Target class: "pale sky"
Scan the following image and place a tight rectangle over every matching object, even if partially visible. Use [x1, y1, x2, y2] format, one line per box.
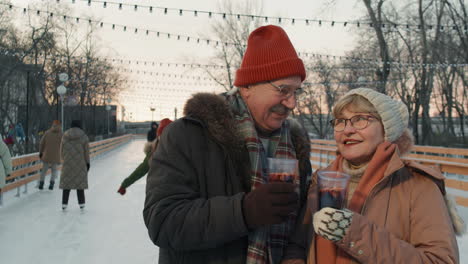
[9, 0, 366, 121]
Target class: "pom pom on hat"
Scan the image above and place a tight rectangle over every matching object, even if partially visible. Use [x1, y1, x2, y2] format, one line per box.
[157, 118, 173, 137]
[234, 25, 306, 86]
[343, 88, 409, 142]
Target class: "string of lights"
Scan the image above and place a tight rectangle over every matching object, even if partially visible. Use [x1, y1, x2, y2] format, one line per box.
[1, 45, 466, 71]
[3, 3, 467, 67]
[66, 0, 466, 32]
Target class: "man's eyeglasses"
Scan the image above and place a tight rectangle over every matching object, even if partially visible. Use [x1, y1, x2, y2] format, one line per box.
[268, 82, 305, 100]
[330, 115, 379, 132]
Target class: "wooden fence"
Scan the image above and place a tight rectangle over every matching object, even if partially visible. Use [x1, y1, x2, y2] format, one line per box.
[0, 134, 133, 205]
[310, 139, 468, 207]
[2, 135, 467, 208]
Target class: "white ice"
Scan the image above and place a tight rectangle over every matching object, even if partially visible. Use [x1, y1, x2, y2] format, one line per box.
[0, 138, 157, 264]
[0, 138, 467, 263]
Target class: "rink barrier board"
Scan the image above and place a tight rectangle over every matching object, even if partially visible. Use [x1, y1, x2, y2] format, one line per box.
[0, 134, 133, 205]
[310, 139, 468, 207]
[2, 136, 466, 207]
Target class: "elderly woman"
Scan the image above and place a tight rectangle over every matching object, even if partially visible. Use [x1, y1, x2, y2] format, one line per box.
[283, 88, 464, 264]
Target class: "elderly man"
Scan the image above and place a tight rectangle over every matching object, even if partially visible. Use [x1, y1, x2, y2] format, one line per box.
[144, 25, 312, 264]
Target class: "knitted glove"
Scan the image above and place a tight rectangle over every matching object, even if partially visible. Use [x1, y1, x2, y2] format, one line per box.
[313, 207, 353, 242]
[86, 163, 90, 171]
[117, 186, 126, 195]
[242, 182, 298, 229]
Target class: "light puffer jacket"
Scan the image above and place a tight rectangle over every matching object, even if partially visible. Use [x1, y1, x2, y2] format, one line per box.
[0, 140, 12, 189]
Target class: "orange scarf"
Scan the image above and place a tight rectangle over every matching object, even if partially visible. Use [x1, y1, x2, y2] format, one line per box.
[316, 142, 396, 264]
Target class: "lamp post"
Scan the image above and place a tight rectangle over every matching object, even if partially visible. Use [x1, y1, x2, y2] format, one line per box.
[106, 98, 112, 135]
[106, 105, 111, 135]
[57, 85, 67, 131]
[57, 73, 68, 131]
[150, 107, 155, 121]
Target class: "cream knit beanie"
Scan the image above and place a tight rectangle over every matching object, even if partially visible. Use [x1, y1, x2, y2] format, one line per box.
[343, 88, 409, 142]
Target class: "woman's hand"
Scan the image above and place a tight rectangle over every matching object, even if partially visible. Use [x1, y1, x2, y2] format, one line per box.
[313, 207, 353, 241]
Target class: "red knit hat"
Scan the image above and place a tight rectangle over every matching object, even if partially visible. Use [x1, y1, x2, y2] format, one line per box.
[157, 118, 173, 137]
[234, 25, 306, 87]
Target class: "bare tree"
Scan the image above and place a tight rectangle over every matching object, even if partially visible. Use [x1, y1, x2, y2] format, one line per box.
[361, 0, 392, 93]
[203, 0, 263, 91]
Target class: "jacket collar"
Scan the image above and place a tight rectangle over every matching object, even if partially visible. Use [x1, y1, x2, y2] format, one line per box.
[183, 92, 311, 191]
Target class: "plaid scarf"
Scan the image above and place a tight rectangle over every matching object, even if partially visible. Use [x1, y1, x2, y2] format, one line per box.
[226, 91, 298, 264]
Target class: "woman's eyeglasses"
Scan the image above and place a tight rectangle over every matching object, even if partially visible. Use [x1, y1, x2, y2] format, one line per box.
[330, 115, 378, 132]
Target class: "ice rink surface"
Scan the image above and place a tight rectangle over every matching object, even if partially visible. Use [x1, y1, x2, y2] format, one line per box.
[0, 138, 466, 263]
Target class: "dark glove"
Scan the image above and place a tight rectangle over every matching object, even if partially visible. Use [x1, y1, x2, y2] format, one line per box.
[117, 186, 126, 195]
[86, 163, 90, 171]
[242, 182, 299, 229]
[39, 153, 43, 159]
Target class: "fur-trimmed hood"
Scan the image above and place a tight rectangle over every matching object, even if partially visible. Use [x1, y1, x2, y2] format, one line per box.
[183, 92, 312, 192]
[183, 93, 245, 160]
[183, 92, 311, 161]
[395, 129, 414, 155]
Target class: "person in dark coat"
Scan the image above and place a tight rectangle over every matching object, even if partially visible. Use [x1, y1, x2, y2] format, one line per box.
[60, 120, 90, 211]
[15, 123, 25, 143]
[144, 25, 312, 264]
[3, 124, 15, 146]
[147, 121, 158, 142]
[117, 118, 172, 195]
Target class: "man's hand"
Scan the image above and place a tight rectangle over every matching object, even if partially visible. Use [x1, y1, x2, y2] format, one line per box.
[242, 182, 298, 229]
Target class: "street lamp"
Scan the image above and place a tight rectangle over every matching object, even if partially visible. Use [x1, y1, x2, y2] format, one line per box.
[150, 107, 156, 121]
[57, 73, 68, 131]
[106, 105, 111, 135]
[106, 98, 112, 135]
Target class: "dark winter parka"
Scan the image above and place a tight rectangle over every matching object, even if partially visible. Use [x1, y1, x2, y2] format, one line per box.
[143, 93, 312, 264]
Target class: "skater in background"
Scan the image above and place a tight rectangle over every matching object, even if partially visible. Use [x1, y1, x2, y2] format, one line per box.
[38, 120, 62, 190]
[3, 124, 15, 146]
[147, 121, 158, 142]
[60, 120, 90, 210]
[15, 123, 25, 143]
[117, 118, 172, 195]
[0, 139, 12, 191]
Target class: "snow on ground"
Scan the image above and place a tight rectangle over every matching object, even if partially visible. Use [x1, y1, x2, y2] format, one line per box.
[0, 138, 157, 264]
[0, 138, 467, 263]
